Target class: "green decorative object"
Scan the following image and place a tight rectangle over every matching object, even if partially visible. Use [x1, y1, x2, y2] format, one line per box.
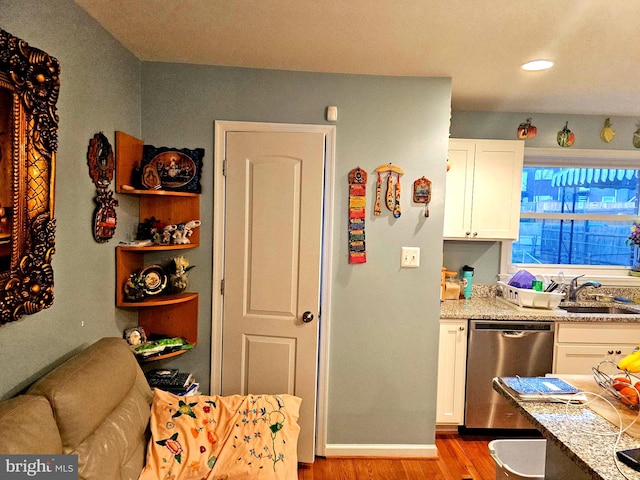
[557, 121, 575, 147]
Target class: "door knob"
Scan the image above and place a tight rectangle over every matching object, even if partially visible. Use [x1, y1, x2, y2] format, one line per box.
[302, 311, 314, 323]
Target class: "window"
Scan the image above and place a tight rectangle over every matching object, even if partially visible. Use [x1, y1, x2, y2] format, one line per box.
[501, 148, 640, 280]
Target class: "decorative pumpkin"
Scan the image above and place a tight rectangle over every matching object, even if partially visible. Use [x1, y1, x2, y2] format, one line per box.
[557, 121, 575, 147]
[633, 124, 640, 149]
[600, 118, 616, 143]
[517, 118, 537, 139]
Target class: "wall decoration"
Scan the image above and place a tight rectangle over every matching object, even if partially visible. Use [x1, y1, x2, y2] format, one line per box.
[0, 28, 59, 324]
[93, 189, 118, 242]
[557, 121, 575, 147]
[374, 172, 382, 215]
[348, 167, 367, 264]
[87, 132, 118, 242]
[413, 177, 432, 217]
[517, 118, 537, 139]
[374, 163, 404, 218]
[137, 145, 204, 193]
[600, 118, 616, 143]
[634, 124, 640, 149]
[87, 132, 114, 187]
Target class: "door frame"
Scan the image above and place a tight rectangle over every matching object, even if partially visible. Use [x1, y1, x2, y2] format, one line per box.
[211, 120, 336, 457]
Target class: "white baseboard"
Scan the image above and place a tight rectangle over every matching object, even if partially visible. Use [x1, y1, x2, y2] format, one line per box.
[324, 444, 438, 458]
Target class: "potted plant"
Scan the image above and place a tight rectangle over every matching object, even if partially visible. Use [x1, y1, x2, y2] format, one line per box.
[627, 220, 640, 276]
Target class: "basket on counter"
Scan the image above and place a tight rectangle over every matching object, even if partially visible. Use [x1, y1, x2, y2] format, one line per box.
[592, 360, 640, 409]
[497, 281, 565, 309]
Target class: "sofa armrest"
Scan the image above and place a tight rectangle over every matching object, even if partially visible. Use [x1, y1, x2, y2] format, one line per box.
[0, 395, 62, 454]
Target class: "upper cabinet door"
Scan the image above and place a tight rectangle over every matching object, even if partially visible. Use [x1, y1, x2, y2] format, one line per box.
[444, 139, 524, 240]
[443, 139, 475, 238]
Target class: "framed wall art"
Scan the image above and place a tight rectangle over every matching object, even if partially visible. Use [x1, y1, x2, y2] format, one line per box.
[137, 145, 204, 193]
[0, 28, 59, 324]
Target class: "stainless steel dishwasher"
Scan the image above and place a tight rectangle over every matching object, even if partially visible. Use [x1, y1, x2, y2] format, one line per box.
[464, 320, 554, 429]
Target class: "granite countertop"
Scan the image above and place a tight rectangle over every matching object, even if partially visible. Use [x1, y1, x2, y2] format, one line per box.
[440, 296, 640, 323]
[494, 376, 640, 480]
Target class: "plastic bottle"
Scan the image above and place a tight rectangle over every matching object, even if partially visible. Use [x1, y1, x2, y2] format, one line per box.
[462, 265, 474, 299]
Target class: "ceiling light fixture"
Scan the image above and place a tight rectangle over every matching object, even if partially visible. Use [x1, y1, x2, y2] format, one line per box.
[522, 59, 555, 71]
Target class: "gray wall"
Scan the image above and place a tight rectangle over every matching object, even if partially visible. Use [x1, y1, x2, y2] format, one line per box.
[442, 241, 502, 284]
[1, 2, 452, 447]
[0, 0, 141, 399]
[445, 111, 640, 280]
[141, 64, 452, 444]
[6, 0, 637, 450]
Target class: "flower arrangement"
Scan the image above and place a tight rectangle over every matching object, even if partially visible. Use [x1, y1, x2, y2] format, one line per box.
[167, 256, 195, 276]
[628, 220, 640, 246]
[167, 256, 195, 294]
[628, 220, 640, 274]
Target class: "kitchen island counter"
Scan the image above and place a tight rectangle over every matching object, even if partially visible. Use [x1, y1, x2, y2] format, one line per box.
[440, 296, 640, 323]
[493, 375, 640, 480]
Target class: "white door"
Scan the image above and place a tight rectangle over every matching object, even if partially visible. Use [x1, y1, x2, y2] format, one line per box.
[221, 130, 325, 464]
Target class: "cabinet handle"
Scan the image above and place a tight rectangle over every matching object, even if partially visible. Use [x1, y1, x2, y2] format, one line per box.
[608, 350, 614, 355]
[459, 326, 465, 331]
[616, 350, 622, 355]
[465, 231, 471, 236]
[472, 232, 478, 237]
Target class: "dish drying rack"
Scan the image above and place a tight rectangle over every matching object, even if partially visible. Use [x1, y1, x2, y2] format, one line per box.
[592, 360, 640, 409]
[497, 281, 565, 309]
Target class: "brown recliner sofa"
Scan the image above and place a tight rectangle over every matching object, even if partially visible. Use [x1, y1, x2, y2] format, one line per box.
[0, 337, 153, 480]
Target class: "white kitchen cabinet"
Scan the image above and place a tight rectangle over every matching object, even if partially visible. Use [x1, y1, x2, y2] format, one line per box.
[553, 322, 640, 374]
[444, 139, 524, 240]
[436, 319, 467, 427]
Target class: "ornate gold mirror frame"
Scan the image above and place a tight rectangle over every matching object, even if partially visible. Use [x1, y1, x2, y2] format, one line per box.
[0, 28, 59, 324]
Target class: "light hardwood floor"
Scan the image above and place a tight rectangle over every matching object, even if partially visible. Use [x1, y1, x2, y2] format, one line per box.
[298, 433, 497, 480]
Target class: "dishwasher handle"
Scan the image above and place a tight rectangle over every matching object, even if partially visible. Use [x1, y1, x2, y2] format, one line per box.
[502, 331, 531, 338]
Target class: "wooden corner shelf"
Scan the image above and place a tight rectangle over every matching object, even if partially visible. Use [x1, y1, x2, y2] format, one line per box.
[116, 290, 198, 308]
[122, 189, 199, 197]
[139, 349, 190, 362]
[114, 131, 200, 361]
[138, 298, 199, 346]
[117, 244, 198, 253]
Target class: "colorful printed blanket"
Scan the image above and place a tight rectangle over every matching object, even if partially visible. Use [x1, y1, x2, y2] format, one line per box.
[139, 389, 301, 480]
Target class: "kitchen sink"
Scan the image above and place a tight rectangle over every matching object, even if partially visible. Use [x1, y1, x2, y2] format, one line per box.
[558, 305, 638, 315]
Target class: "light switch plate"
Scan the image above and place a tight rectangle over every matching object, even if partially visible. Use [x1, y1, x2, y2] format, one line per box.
[401, 247, 420, 268]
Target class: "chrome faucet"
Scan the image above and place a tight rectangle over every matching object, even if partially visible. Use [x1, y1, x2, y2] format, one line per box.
[567, 274, 601, 301]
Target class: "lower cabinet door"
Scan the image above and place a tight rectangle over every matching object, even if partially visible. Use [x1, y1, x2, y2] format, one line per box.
[554, 344, 636, 375]
[436, 320, 468, 425]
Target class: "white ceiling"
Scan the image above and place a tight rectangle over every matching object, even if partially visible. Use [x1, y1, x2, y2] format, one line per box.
[74, 0, 640, 117]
